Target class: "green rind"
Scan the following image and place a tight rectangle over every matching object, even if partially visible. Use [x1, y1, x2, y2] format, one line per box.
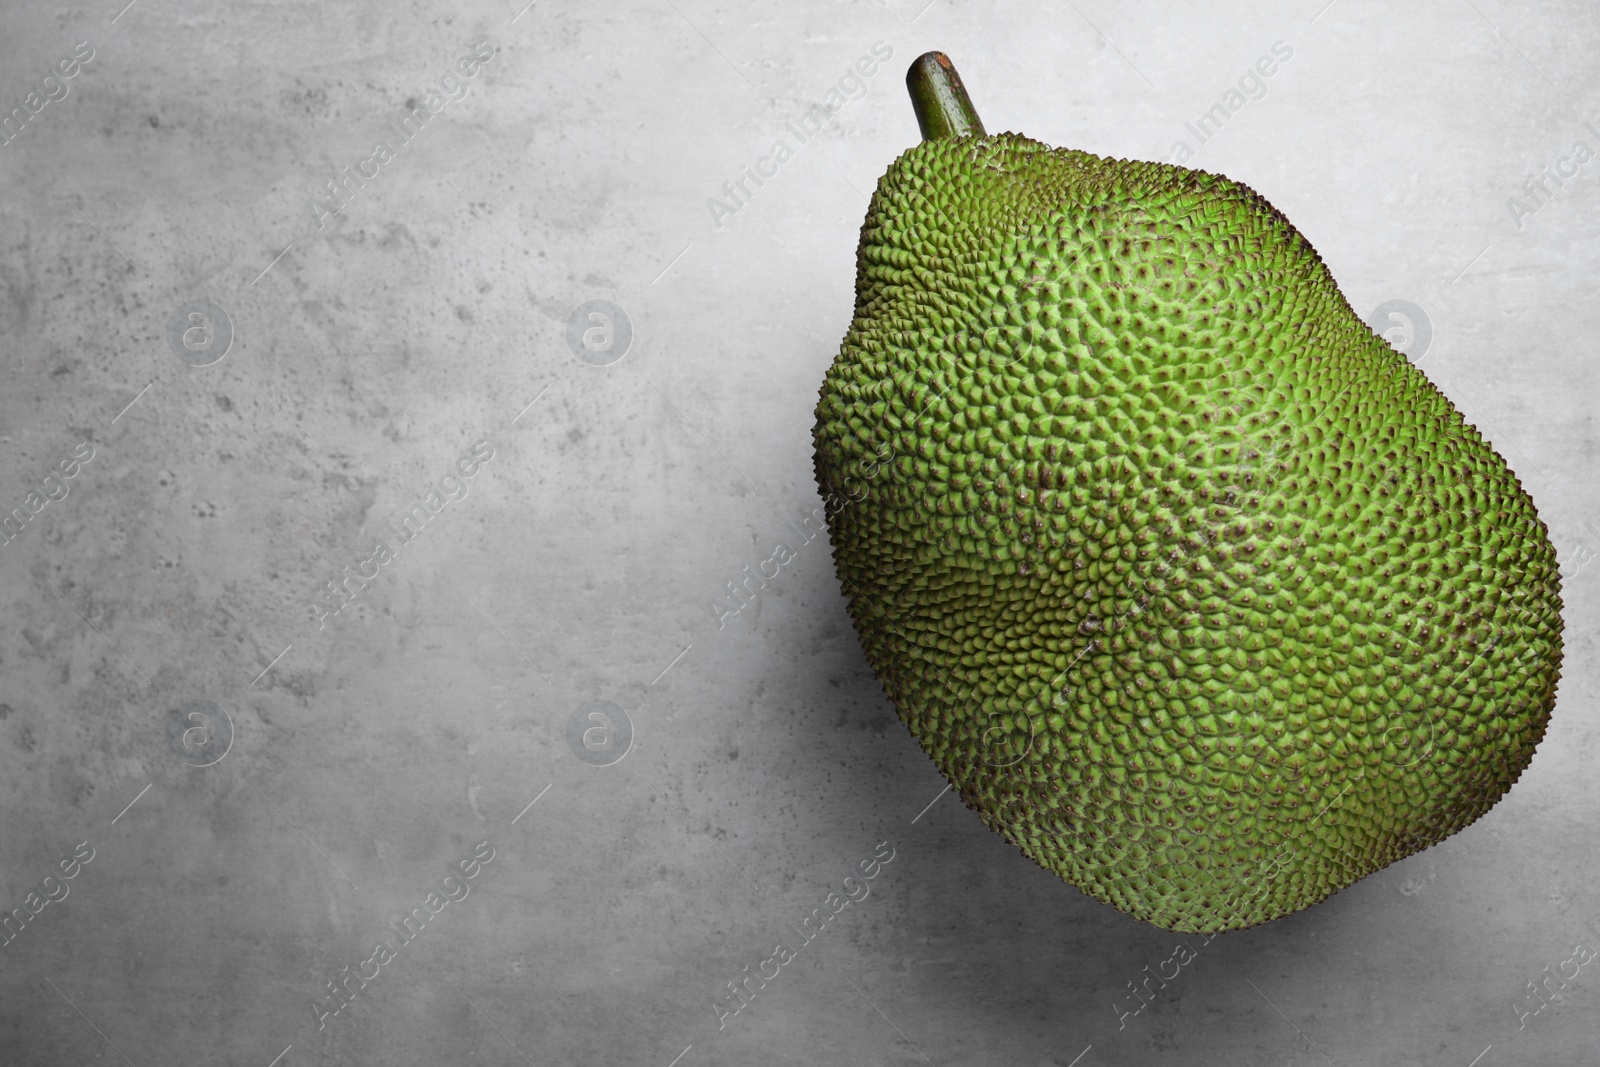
[813, 133, 1564, 933]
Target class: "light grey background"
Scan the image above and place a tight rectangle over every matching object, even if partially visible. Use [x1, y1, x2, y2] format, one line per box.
[0, 0, 1595, 1064]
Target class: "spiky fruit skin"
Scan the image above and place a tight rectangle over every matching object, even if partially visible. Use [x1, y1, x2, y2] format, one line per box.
[813, 133, 1564, 933]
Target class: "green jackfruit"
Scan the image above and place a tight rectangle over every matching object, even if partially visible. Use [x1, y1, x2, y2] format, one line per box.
[813, 52, 1564, 932]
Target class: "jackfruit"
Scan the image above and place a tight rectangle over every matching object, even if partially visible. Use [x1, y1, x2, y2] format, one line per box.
[813, 52, 1564, 932]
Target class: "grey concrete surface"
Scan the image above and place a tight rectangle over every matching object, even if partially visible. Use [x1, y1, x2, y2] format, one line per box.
[0, 0, 1596, 1064]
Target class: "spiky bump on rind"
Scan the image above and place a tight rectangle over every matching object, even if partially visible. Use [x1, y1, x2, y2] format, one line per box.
[813, 133, 1564, 932]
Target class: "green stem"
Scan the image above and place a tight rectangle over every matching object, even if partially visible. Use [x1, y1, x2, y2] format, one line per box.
[906, 51, 986, 141]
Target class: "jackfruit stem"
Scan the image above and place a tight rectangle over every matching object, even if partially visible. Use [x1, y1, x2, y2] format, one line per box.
[907, 52, 986, 141]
